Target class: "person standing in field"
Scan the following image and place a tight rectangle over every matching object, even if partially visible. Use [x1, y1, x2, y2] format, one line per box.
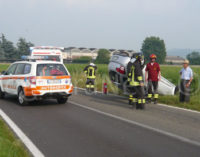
[145, 54, 161, 104]
[179, 60, 193, 103]
[84, 63, 97, 92]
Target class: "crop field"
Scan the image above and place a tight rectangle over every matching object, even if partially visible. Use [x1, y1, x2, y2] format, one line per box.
[0, 64, 200, 111]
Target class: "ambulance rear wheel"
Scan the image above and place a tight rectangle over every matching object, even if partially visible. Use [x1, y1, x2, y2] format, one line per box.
[57, 97, 68, 104]
[18, 89, 28, 106]
[0, 87, 5, 99]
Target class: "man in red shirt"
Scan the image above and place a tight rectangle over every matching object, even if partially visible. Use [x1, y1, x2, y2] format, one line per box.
[145, 54, 161, 104]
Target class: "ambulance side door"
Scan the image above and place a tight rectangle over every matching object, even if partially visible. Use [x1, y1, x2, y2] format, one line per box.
[12, 63, 26, 95]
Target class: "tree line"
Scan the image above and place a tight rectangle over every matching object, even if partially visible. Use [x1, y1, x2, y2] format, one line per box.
[186, 52, 200, 65]
[1, 33, 199, 65]
[0, 34, 34, 59]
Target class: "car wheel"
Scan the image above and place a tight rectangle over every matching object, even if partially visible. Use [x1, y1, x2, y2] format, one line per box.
[57, 97, 68, 104]
[0, 87, 5, 99]
[18, 89, 28, 106]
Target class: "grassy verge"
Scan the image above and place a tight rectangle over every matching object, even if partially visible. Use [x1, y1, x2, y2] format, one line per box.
[0, 118, 30, 157]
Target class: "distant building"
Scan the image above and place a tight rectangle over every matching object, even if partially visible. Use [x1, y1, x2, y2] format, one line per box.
[165, 56, 185, 64]
[62, 47, 136, 61]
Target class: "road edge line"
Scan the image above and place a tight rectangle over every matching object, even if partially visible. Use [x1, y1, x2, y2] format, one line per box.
[0, 109, 45, 157]
[69, 100, 200, 147]
[74, 87, 200, 114]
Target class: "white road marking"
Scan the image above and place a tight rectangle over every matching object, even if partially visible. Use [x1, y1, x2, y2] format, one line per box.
[157, 103, 200, 114]
[74, 87, 200, 114]
[0, 109, 45, 157]
[69, 101, 200, 147]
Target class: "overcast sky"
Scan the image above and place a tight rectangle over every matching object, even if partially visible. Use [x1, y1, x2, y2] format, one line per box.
[0, 0, 199, 51]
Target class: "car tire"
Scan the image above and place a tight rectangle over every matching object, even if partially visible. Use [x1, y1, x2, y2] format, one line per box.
[57, 97, 68, 104]
[0, 87, 5, 99]
[18, 89, 28, 106]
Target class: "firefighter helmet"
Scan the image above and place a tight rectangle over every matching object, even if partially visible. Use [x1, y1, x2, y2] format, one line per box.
[90, 63, 95, 66]
[136, 53, 144, 60]
[150, 54, 157, 59]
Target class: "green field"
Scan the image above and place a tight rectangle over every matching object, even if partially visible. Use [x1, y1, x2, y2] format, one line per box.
[0, 118, 30, 157]
[0, 64, 200, 111]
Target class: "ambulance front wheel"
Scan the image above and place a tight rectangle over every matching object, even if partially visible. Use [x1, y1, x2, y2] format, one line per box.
[18, 89, 28, 106]
[57, 97, 68, 104]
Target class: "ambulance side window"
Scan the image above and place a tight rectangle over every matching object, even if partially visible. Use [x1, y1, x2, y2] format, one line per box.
[15, 64, 25, 75]
[6, 64, 17, 75]
[23, 64, 31, 74]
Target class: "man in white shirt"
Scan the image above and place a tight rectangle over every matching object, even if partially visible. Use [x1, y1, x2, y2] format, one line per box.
[179, 60, 193, 102]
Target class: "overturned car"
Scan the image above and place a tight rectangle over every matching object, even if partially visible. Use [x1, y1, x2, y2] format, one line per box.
[108, 51, 178, 95]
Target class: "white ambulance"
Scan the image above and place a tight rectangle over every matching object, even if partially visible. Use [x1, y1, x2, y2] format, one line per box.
[0, 57, 73, 105]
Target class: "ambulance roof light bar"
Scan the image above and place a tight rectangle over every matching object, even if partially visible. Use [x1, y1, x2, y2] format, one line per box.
[30, 46, 64, 51]
[21, 56, 59, 62]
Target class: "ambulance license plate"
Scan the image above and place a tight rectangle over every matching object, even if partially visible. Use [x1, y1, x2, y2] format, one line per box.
[47, 79, 61, 84]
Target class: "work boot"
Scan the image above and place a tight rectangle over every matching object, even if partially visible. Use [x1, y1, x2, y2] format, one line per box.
[136, 103, 140, 109]
[129, 100, 133, 108]
[146, 98, 151, 104]
[140, 103, 145, 110]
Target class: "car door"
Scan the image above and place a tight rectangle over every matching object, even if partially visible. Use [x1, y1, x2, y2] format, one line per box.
[2, 64, 18, 94]
[12, 63, 26, 95]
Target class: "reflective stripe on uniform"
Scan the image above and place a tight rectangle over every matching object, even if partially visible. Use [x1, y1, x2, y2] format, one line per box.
[148, 94, 152, 98]
[130, 81, 140, 86]
[129, 95, 133, 100]
[129, 65, 140, 86]
[133, 98, 137, 103]
[154, 94, 159, 98]
[138, 99, 142, 104]
[142, 99, 146, 103]
[86, 85, 90, 88]
[87, 67, 96, 79]
[137, 76, 143, 81]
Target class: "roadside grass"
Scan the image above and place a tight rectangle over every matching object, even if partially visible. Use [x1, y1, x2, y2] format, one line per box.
[0, 64, 199, 111]
[0, 118, 30, 157]
[0, 64, 9, 72]
[66, 64, 120, 94]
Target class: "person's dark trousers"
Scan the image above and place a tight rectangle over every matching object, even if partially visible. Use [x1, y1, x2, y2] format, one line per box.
[128, 87, 137, 106]
[147, 81, 159, 103]
[180, 79, 190, 102]
[86, 78, 95, 92]
[135, 86, 146, 109]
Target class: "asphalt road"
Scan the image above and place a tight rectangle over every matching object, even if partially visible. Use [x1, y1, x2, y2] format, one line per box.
[0, 89, 200, 157]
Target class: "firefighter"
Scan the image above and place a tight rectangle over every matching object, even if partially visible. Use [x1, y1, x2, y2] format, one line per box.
[84, 63, 97, 92]
[145, 54, 161, 104]
[127, 53, 146, 109]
